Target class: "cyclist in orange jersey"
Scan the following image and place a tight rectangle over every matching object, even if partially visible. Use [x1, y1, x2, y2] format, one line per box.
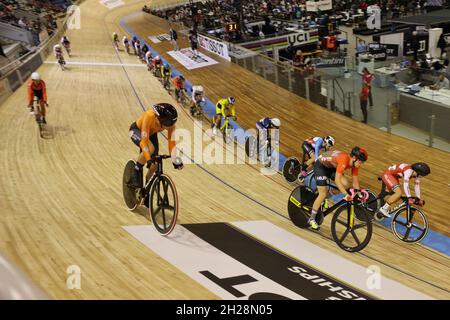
[128, 103, 183, 188]
[308, 146, 368, 230]
[27, 72, 48, 124]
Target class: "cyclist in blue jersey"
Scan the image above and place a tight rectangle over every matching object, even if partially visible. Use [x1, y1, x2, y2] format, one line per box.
[301, 136, 335, 176]
[256, 117, 281, 166]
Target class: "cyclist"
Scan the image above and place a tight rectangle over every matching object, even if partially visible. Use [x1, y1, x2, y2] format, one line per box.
[161, 62, 172, 86]
[300, 136, 335, 176]
[377, 162, 430, 219]
[131, 36, 137, 55]
[152, 56, 162, 77]
[145, 50, 153, 71]
[141, 43, 149, 60]
[134, 39, 141, 57]
[112, 32, 119, 49]
[27, 72, 48, 124]
[53, 44, 65, 69]
[256, 117, 281, 167]
[60, 35, 71, 56]
[308, 146, 368, 230]
[190, 85, 205, 114]
[172, 75, 187, 102]
[122, 36, 130, 54]
[128, 103, 183, 188]
[213, 97, 236, 135]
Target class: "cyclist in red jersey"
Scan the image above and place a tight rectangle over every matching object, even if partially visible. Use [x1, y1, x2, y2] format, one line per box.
[377, 162, 430, 218]
[308, 146, 368, 230]
[27, 72, 48, 124]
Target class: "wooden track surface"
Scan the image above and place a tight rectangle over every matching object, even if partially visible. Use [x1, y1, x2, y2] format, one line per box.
[130, 12, 450, 237]
[0, 0, 448, 299]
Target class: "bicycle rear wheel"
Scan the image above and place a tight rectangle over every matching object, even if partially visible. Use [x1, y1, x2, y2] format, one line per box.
[331, 205, 372, 252]
[149, 174, 179, 236]
[282, 157, 301, 183]
[288, 186, 317, 228]
[391, 207, 428, 243]
[122, 159, 141, 211]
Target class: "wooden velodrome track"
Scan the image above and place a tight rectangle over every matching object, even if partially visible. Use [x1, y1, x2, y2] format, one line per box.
[0, 0, 448, 299]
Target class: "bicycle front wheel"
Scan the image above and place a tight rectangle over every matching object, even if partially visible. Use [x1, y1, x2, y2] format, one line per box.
[331, 205, 372, 252]
[223, 123, 234, 144]
[391, 207, 428, 243]
[149, 174, 179, 236]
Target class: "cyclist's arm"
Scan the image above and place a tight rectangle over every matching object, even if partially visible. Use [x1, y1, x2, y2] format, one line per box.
[231, 105, 236, 117]
[27, 81, 33, 106]
[334, 172, 348, 195]
[167, 125, 177, 158]
[403, 169, 413, 198]
[140, 116, 154, 161]
[314, 137, 323, 160]
[414, 175, 421, 199]
[41, 81, 47, 103]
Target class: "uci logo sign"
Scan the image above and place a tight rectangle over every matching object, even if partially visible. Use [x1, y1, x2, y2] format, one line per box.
[366, 5, 381, 30]
[287, 32, 310, 47]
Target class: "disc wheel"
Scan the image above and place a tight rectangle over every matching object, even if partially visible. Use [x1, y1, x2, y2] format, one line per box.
[287, 186, 317, 228]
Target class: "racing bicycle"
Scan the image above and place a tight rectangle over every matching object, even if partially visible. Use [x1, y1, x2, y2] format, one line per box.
[219, 115, 235, 144]
[122, 155, 179, 236]
[360, 177, 429, 244]
[288, 182, 372, 252]
[162, 73, 171, 91]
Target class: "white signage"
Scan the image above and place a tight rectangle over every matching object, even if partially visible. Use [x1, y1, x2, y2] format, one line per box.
[287, 31, 313, 47]
[306, 0, 333, 12]
[99, 0, 124, 9]
[167, 48, 218, 70]
[197, 34, 231, 61]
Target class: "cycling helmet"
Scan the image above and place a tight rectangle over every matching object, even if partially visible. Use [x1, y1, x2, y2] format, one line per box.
[178, 75, 185, 81]
[31, 72, 41, 81]
[350, 146, 368, 162]
[412, 162, 430, 176]
[164, 63, 170, 69]
[153, 103, 178, 127]
[196, 85, 204, 92]
[55, 44, 61, 49]
[271, 118, 281, 128]
[155, 55, 161, 60]
[324, 135, 335, 148]
[228, 97, 236, 104]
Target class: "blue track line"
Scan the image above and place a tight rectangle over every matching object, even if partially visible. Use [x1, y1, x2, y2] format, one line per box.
[118, 13, 450, 257]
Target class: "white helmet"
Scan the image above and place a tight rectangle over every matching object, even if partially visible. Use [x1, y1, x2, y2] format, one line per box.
[31, 72, 40, 81]
[55, 44, 61, 49]
[324, 135, 335, 148]
[271, 118, 281, 128]
[113, 32, 117, 35]
[196, 85, 204, 92]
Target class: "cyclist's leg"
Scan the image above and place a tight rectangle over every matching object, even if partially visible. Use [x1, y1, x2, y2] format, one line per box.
[379, 173, 401, 216]
[39, 99, 46, 122]
[146, 133, 159, 181]
[309, 162, 332, 228]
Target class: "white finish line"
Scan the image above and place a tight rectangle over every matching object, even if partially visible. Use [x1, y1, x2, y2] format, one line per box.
[44, 61, 147, 67]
